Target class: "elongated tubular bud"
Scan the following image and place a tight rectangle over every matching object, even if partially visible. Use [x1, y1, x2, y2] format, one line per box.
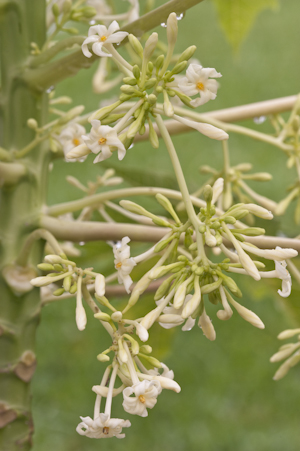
[270, 344, 300, 362]
[154, 274, 176, 301]
[177, 45, 197, 64]
[156, 193, 181, 223]
[143, 32, 158, 60]
[94, 312, 111, 322]
[95, 273, 105, 297]
[182, 277, 201, 319]
[149, 262, 184, 280]
[66, 144, 91, 160]
[173, 275, 193, 309]
[278, 328, 300, 340]
[174, 115, 229, 141]
[216, 285, 233, 321]
[148, 118, 159, 148]
[158, 314, 184, 326]
[226, 290, 264, 329]
[198, 309, 216, 341]
[128, 34, 143, 58]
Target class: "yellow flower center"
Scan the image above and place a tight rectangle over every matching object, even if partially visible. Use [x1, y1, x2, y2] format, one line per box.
[100, 36, 107, 42]
[139, 395, 146, 404]
[72, 138, 80, 146]
[103, 427, 110, 435]
[115, 262, 122, 269]
[196, 82, 205, 91]
[98, 137, 107, 145]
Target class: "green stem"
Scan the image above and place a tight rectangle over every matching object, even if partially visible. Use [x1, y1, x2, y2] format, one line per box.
[15, 229, 63, 267]
[45, 186, 208, 217]
[28, 36, 85, 68]
[0, 1, 49, 449]
[155, 114, 208, 263]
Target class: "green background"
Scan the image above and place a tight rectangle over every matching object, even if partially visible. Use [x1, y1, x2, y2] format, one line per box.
[32, 1, 300, 450]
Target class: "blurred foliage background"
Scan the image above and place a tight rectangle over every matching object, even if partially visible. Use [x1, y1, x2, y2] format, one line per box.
[32, 0, 300, 449]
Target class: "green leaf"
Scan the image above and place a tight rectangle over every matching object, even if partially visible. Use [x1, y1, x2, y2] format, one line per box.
[211, 0, 279, 51]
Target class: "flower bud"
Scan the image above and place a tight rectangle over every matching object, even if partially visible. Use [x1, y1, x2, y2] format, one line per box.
[133, 65, 140, 79]
[94, 312, 111, 322]
[148, 118, 159, 148]
[174, 115, 228, 140]
[270, 345, 298, 363]
[198, 310, 216, 341]
[27, 118, 38, 130]
[167, 12, 178, 46]
[140, 345, 152, 354]
[97, 353, 110, 362]
[278, 328, 300, 340]
[37, 263, 55, 271]
[111, 311, 122, 322]
[149, 263, 183, 280]
[143, 32, 158, 60]
[128, 34, 144, 58]
[95, 273, 105, 297]
[158, 314, 184, 325]
[63, 275, 72, 292]
[135, 322, 149, 342]
[244, 203, 273, 219]
[53, 288, 65, 296]
[89, 100, 122, 121]
[177, 45, 197, 64]
[163, 90, 174, 117]
[154, 274, 176, 301]
[58, 106, 84, 125]
[66, 144, 91, 160]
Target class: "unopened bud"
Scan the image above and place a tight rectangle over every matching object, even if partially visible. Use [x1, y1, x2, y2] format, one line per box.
[97, 353, 110, 362]
[177, 45, 197, 64]
[144, 32, 158, 60]
[167, 12, 178, 46]
[27, 118, 38, 130]
[128, 34, 143, 58]
[94, 312, 111, 322]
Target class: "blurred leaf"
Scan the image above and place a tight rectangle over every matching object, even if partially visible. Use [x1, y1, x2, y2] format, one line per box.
[211, 0, 279, 51]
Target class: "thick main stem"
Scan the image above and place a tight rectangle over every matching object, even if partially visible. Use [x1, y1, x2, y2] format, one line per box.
[0, 2, 48, 449]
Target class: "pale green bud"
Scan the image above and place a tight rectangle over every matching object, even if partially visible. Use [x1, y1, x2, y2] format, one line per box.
[177, 45, 197, 64]
[97, 353, 110, 362]
[223, 215, 237, 224]
[144, 32, 158, 60]
[120, 84, 138, 94]
[89, 100, 122, 121]
[140, 345, 152, 354]
[139, 353, 162, 368]
[149, 262, 183, 280]
[163, 90, 174, 117]
[201, 278, 222, 294]
[148, 118, 159, 148]
[94, 312, 111, 322]
[148, 94, 157, 105]
[111, 311, 122, 322]
[172, 89, 192, 107]
[278, 329, 300, 340]
[244, 172, 272, 181]
[52, 3, 60, 16]
[128, 34, 144, 58]
[147, 61, 154, 73]
[81, 6, 97, 18]
[133, 65, 141, 79]
[123, 77, 138, 86]
[170, 61, 187, 76]
[203, 185, 213, 203]
[154, 274, 176, 301]
[53, 288, 65, 296]
[63, 27, 79, 35]
[167, 12, 178, 46]
[63, 275, 72, 292]
[231, 227, 265, 237]
[154, 234, 175, 252]
[37, 263, 55, 271]
[70, 282, 77, 294]
[27, 118, 38, 130]
[156, 193, 180, 223]
[144, 78, 157, 89]
[155, 54, 164, 70]
[156, 85, 163, 93]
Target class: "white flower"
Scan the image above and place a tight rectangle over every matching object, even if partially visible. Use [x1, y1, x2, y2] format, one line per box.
[83, 119, 126, 163]
[113, 237, 136, 293]
[76, 413, 131, 439]
[122, 380, 162, 417]
[58, 123, 86, 162]
[158, 295, 196, 331]
[82, 22, 128, 58]
[275, 260, 292, 297]
[178, 63, 222, 107]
